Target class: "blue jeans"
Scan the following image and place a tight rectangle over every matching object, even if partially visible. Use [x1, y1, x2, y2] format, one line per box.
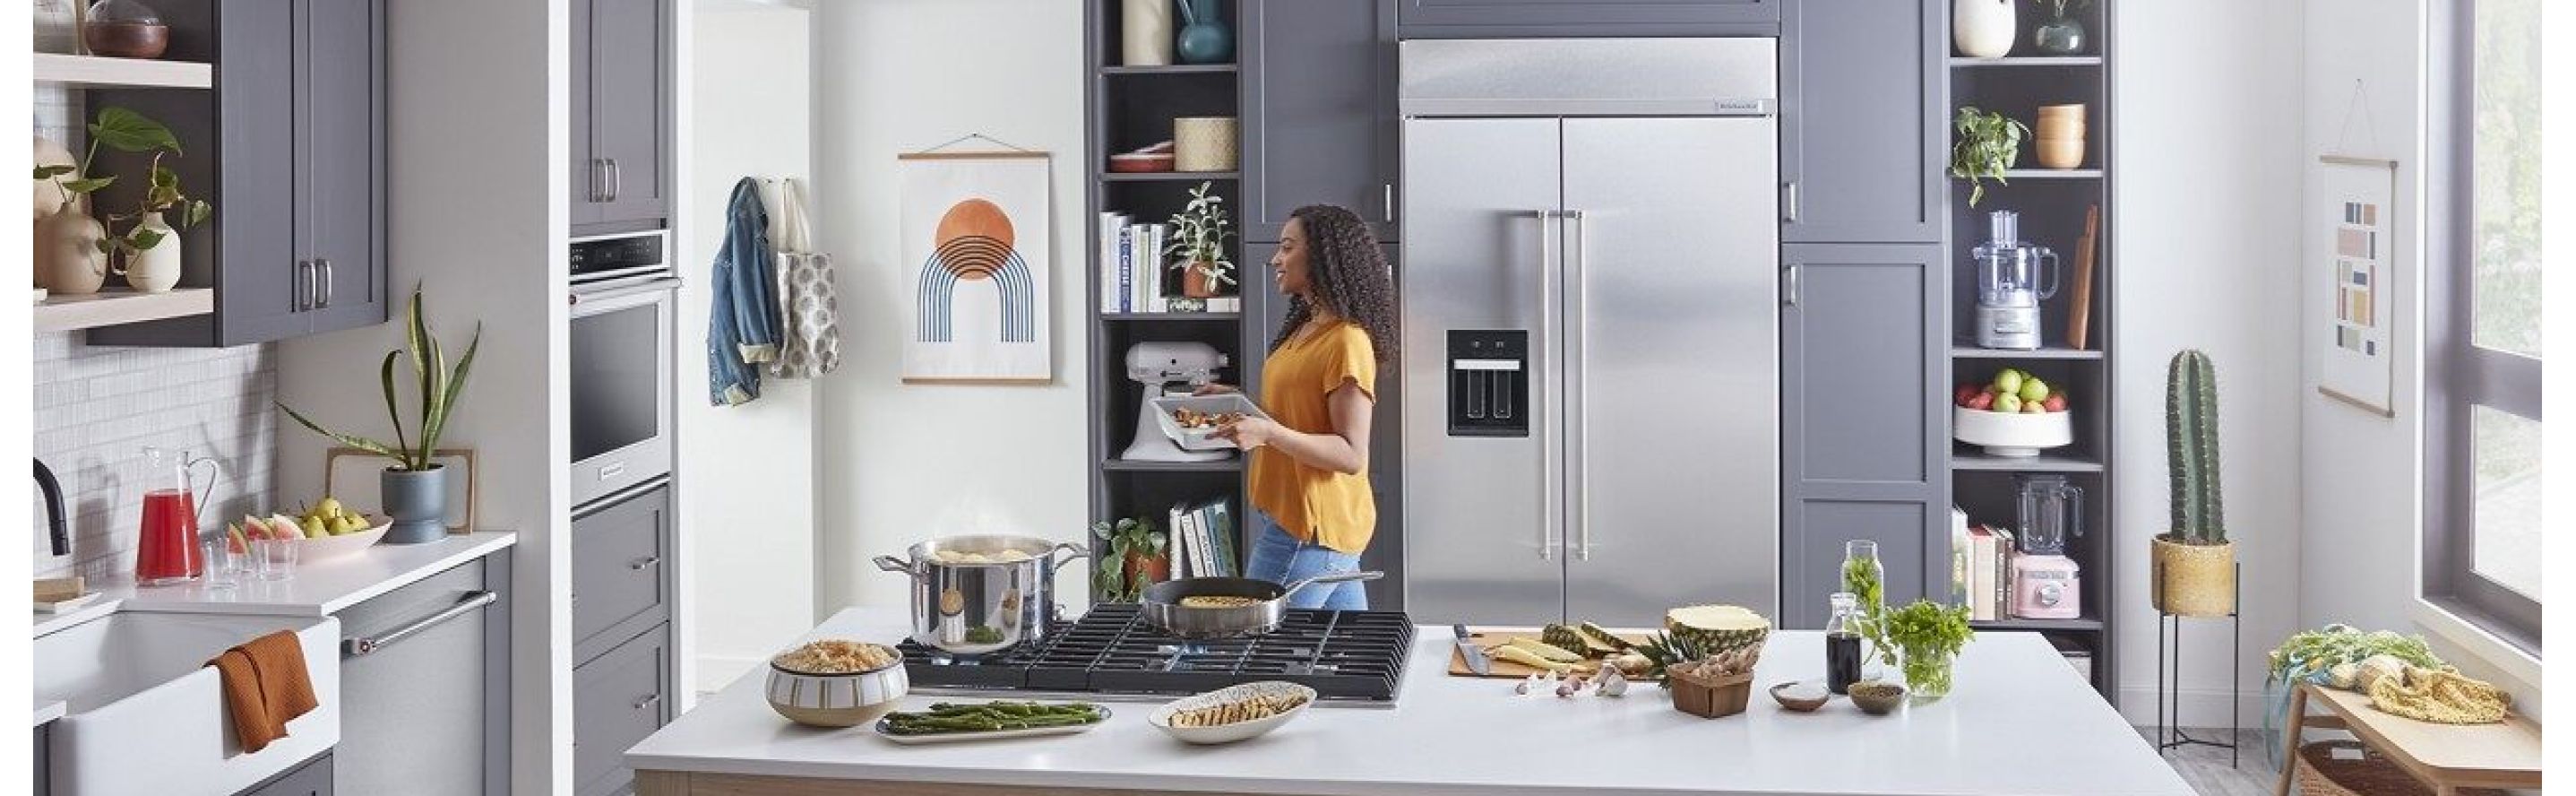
[1242, 513, 1368, 610]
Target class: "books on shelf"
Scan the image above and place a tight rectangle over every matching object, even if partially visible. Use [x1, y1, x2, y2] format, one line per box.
[1100, 215, 1237, 316]
[1165, 497, 1237, 578]
[1964, 523, 2018, 621]
[1949, 506, 1971, 605]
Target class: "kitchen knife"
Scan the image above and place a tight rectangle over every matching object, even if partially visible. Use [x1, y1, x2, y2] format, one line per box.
[1452, 624, 1492, 676]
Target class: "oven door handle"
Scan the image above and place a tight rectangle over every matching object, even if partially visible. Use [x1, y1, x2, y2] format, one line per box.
[570, 276, 683, 311]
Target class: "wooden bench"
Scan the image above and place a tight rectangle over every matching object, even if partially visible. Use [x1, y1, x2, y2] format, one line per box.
[2273, 683, 2542, 796]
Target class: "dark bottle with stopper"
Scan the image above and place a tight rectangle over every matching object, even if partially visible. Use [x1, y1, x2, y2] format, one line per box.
[1823, 591, 1864, 695]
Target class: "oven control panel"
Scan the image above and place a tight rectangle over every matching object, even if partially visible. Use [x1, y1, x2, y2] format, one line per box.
[1447, 330, 1528, 437]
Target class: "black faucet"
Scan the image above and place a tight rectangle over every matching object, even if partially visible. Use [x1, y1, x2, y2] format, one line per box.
[35, 460, 69, 557]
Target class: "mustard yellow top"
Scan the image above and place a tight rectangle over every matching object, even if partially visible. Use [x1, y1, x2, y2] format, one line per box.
[1246, 320, 1379, 555]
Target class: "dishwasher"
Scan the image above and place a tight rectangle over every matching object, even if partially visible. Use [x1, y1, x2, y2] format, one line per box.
[334, 555, 511, 796]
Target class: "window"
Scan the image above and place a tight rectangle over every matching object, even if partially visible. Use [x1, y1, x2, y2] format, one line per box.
[2425, 0, 2543, 654]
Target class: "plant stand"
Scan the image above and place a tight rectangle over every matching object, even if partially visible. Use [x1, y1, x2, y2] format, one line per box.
[2154, 560, 2241, 767]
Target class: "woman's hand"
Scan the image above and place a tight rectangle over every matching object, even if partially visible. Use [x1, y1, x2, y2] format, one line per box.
[1193, 383, 1240, 396]
[1210, 416, 1281, 450]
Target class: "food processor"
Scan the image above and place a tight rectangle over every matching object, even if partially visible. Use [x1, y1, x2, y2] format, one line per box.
[2009, 474, 2083, 619]
[1121, 342, 1232, 463]
[1972, 210, 2061, 350]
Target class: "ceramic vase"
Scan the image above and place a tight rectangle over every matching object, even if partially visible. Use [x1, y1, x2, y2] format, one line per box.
[39, 212, 110, 295]
[1119, 0, 1173, 66]
[381, 466, 450, 544]
[122, 212, 182, 292]
[1174, 0, 1232, 65]
[34, 135, 76, 221]
[1952, 0, 2015, 58]
[2033, 13, 2087, 56]
[1181, 263, 1219, 298]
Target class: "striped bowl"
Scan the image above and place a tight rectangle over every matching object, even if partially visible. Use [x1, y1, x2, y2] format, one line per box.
[766, 661, 909, 728]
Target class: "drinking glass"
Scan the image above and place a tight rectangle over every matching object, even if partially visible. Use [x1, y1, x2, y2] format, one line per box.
[253, 537, 300, 581]
[202, 540, 242, 590]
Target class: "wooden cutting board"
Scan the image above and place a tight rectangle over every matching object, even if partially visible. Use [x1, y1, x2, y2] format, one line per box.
[1444, 627, 1657, 679]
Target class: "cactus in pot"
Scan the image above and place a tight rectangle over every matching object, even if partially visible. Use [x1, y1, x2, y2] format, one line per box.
[2152, 350, 2236, 615]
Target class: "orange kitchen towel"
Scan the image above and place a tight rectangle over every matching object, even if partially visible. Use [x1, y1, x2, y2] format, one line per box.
[205, 630, 319, 753]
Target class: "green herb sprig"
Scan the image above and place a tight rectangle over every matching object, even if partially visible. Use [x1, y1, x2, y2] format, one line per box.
[1880, 600, 1975, 694]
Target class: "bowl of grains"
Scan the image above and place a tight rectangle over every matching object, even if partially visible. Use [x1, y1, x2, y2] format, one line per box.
[766, 639, 909, 727]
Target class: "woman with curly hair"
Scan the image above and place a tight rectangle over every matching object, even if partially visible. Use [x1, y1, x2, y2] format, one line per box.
[1202, 204, 1397, 610]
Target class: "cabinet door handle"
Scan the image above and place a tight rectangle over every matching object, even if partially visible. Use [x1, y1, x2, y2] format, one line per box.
[1382, 184, 1395, 223]
[317, 258, 334, 309]
[606, 159, 622, 202]
[1782, 264, 1801, 307]
[294, 260, 313, 311]
[629, 555, 661, 571]
[633, 694, 661, 711]
[590, 159, 607, 203]
[1782, 181, 1799, 223]
[342, 591, 499, 657]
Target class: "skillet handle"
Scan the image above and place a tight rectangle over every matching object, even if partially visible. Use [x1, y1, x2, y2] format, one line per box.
[1280, 569, 1384, 596]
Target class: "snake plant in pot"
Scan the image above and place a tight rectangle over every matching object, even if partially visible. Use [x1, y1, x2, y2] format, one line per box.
[2152, 350, 2235, 616]
[278, 286, 482, 543]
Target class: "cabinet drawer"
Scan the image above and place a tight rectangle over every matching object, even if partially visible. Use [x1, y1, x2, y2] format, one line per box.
[573, 482, 670, 654]
[573, 625, 671, 796]
[1398, 0, 1775, 36]
[238, 751, 332, 796]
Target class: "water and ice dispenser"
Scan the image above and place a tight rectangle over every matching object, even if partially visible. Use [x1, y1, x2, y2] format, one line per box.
[1447, 330, 1529, 437]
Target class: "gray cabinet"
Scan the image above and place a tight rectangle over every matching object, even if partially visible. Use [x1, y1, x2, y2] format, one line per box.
[1242, 0, 1398, 242]
[1779, 244, 1947, 627]
[571, 0, 675, 235]
[89, 0, 388, 347]
[238, 752, 332, 796]
[335, 555, 509, 796]
[572, 481, 672, 662]
[573, 626, 673, 796]
[1398, 0, 1776, 36]
[1779, 0, 1943, 244]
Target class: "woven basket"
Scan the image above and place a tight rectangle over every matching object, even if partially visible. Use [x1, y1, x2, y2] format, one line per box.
[1669, 669, 1754, 719]
[2150, 536, 2236, 617]
[2296, 740, 2501, 796]
[1173, 117, 1238, 172]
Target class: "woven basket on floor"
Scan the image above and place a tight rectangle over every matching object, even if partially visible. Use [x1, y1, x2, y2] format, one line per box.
[2296, 740, 2499, 796]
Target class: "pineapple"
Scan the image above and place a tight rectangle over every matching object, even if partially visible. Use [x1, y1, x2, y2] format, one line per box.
[1663, 604, 1771, 656]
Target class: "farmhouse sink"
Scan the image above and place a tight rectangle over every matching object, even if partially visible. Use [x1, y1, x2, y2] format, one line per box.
[33, 612, 341, 796]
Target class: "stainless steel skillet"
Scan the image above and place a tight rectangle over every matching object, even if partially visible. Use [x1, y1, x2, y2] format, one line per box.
[1137, 570, 1383, 639]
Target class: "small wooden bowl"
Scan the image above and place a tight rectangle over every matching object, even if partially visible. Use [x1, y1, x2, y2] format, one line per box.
[1848, 680, 1907, 715]
[1770, 681, 1830, 713]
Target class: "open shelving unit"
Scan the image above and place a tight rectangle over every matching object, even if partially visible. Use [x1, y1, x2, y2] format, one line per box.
[31, 52, 214, 89]
[32, 47, 220, 334]
[33, 288, 215, 333]
[1943, 0, 2118, 704]
[1083, 0, 1253, 593]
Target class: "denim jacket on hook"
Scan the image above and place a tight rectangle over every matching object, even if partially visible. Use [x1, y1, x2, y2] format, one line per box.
[709, 177, 782, 405]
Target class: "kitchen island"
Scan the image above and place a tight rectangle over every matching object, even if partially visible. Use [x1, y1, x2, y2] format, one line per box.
[628, 607, 2192, 796]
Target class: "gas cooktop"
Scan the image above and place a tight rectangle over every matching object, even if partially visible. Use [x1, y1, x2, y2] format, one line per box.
[897, 603, 1416, 706]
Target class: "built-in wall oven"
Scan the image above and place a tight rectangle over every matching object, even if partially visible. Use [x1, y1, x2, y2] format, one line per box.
[570, 230, 676, 509]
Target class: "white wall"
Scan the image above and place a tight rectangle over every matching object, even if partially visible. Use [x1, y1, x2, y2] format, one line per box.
[2108, 0, 2307, 725]
[2296, 0, 2542, 719]
[810, 0, 1093, 610]
[276, 0, 573, 790]
[682, 3, 822, 694]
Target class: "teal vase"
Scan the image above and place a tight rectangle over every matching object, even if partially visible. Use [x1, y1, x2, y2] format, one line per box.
[1174, 0, 1231, 64]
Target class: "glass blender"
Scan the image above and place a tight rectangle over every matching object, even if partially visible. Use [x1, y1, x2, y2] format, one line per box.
[133, 446, 220, 585]
[1972, 210, 2061, 350]
[2010, 474, 2083, 619]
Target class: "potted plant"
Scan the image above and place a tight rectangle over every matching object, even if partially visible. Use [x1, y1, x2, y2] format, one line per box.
[2153, 350, 2236, 616]
[278, 286, 482, 544]
[1875, 599, 1974, 705]
[32, 107, 213, 294]
[1090, 516, 1169, 602]
[2030, 0, 2091, 56]
[1163, 181, 1236, 300]
[1948, 106, 2029, 207]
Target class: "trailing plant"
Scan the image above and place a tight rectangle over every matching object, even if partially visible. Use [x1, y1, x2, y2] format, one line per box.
[2164, 350, 2227, 544]
[1948, 107, 2029, 207]
[1090, 516, 1168, 601]
[278, 285, 483, 472]
[2032, 0, 2091, 19]
[1877, 599, 1974, 695]
[1163, 181, 1237, 290]
[30, 107, 213, 255]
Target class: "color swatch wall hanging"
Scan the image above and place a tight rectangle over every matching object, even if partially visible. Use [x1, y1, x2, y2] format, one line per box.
[2312, 154, 2399, 416]
[898, 150, 1053, 383]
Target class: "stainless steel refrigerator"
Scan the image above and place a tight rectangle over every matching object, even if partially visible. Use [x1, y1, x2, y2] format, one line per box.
[1399, 38, 1780, 627]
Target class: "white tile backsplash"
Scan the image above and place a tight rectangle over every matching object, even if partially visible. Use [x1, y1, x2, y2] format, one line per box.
[32, 333, 280, 580]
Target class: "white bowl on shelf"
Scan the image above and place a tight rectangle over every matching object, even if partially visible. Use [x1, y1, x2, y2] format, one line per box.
[1952, 407, 2074, 457]
[283, 515, 392, 561]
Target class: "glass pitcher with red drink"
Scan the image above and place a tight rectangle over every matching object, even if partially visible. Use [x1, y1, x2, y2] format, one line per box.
[134, 446, 221, 585]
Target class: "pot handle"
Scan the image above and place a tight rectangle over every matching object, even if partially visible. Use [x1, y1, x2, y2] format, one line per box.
[872, 555, 923, 577]
[1046, 541, 1091, 575]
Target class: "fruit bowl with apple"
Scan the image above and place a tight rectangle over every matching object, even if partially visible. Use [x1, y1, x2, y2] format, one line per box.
[1951, 368, 2074, 457]
[225, 497, 391, 561]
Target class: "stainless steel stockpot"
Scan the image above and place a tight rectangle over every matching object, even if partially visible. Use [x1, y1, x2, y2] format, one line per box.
[873, 534, 1088, 656]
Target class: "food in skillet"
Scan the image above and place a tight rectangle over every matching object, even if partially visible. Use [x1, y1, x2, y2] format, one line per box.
[1177, 595, 1261, 609]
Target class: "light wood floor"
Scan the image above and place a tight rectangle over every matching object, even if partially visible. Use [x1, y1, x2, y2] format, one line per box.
[2141, 729, 2273, 796]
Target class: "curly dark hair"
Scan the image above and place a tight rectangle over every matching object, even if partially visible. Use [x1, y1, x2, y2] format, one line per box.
[1271, 204, 1398, 360]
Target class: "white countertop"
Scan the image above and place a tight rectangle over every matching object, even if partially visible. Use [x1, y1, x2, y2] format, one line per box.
[33, 700, 65, 728]
[32, 532, 516, 637]
[628, 607, 2193, 796]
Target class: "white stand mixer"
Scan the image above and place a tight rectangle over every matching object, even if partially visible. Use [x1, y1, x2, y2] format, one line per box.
[1121, 342, 1233, 463]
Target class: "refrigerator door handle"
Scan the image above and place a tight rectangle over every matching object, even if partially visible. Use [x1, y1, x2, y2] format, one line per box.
[1564, 209, 1591, 561]
[1531, 208, 1560, 562]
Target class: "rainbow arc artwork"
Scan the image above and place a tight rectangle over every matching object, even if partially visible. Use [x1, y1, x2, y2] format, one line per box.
[899, 151, 1054, 383]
